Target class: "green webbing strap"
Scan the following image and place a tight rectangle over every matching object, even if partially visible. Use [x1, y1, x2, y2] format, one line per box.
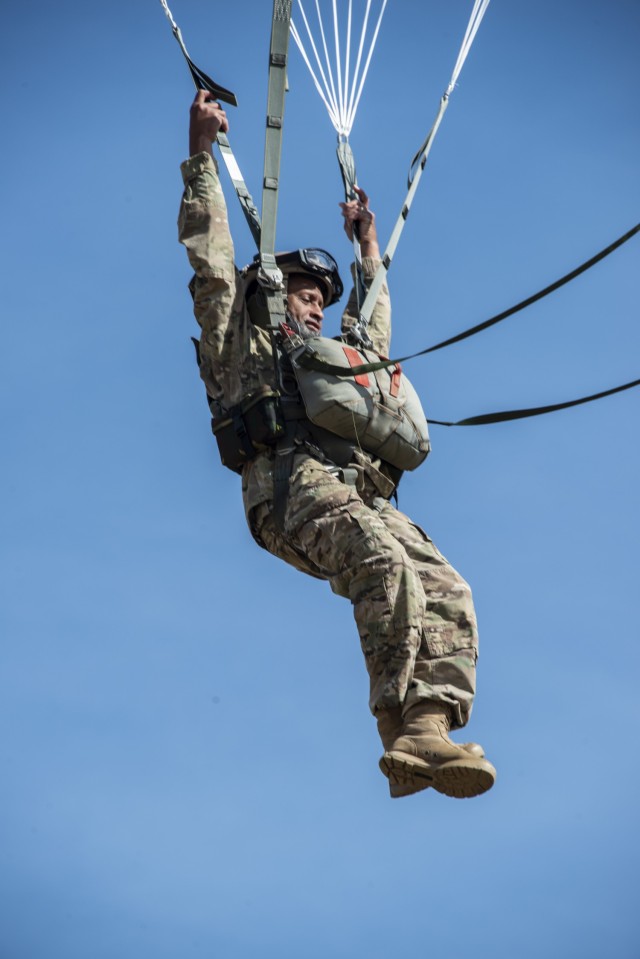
[336, 139, 371, 346]
[216, 132, 262, 248]
[160, 0, 262, 246]
[260, 0, 292, 258]
[429, 377, 640, 427]
[257, 1, 296, 529]
[257, 0, 293, 330]
[357, 93, 451, 331]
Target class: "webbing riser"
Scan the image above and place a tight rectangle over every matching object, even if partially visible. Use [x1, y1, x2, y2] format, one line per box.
[257, 0, 294, 331]
[336, 140, 370, 344]
[160, 0, 263, 245]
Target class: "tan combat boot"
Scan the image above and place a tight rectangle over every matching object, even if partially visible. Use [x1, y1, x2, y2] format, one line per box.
[379, 701, 496, 799]
[377, 708, 428, 799]
[376, 705, 488, 799]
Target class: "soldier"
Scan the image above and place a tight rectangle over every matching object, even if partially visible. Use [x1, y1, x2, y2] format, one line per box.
[179, 90, 496, 799]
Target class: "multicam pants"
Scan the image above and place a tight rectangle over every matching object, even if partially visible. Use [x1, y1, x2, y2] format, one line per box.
[248, 454, 478, 729]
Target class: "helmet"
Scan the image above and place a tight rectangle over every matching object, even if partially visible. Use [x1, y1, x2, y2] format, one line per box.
[246, 248, 344, 306]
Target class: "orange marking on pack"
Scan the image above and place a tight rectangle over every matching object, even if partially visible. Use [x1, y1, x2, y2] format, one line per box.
[377, 354, 403, 397]
[390, 363, 402, 397]
[342, 346, 370, 387]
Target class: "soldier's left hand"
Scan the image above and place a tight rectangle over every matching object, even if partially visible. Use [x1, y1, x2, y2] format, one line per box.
[340, 186, 379, 257]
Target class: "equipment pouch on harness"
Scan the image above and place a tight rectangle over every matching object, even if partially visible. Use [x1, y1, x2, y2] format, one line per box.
[285, 336, 431, 472]
[211, 385, 286, 473]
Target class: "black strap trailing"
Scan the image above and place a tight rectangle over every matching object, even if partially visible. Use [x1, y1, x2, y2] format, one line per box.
[429, 377, 640, 428]
[293, 222, 640, 427]
[424, 222, 640, 357]
[297, 222, 640, 378]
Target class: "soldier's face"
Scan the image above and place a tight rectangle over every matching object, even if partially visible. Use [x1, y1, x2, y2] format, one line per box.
[286, 274, 325, 336]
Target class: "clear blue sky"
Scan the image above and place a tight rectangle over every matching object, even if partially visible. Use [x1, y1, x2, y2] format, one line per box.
[1, 2, 639, 957]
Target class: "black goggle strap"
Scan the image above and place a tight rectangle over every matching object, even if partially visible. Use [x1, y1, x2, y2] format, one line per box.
[257, 0, 293, 330]
[160, 0, 263, 247]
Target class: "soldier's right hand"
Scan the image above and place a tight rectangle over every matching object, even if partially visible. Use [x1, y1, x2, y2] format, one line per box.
[189, 90, 229, 156]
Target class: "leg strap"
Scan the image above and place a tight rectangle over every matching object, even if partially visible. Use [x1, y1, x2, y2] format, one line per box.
[272, 422, 297, 531]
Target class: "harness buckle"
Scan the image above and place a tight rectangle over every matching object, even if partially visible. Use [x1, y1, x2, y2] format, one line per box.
[349, 316, 374, 349]
[256, 255, 284, 292]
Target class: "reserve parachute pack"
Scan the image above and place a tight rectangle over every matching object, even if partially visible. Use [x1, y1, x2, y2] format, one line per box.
[280, 327, 430, 472]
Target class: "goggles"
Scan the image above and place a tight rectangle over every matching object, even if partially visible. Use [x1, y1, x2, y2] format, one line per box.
[249, 248, 344, 306]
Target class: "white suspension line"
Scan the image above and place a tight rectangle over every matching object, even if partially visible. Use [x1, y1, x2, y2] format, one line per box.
[331, 0, 346, 128]
[291, 22, 341, 129]
[343, 0, 354, 128]
[293, 1, 340, 118]
[345, 0, 388, 134]
[159, 0, 178, 33]
[292, 1, 388, 138]
[313, 0, 342, 127]
[345, 0, 373, 133]
[447, 0, 491, 94]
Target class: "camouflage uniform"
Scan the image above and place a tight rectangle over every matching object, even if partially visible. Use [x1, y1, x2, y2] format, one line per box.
[179, 152, 478, 729]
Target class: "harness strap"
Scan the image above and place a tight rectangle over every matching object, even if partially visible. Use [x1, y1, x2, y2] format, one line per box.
[358, 93, 450, 330]
[272, 421, 297, 531]
[256, 0, 294, 331]
[336, 140, 371, 346]
[216, 134, 262, 247]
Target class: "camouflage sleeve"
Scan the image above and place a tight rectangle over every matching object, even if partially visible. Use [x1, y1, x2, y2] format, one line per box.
[178, 151, 237, 362]
[340, 256, 391, 357]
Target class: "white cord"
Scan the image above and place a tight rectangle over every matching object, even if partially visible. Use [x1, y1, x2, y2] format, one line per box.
[292, 0, 388, 138]
[158, 0, 178, 33]
[313, 0, 341, 124]
[291, 22, 341, 128]
[344, 0, 372, 133]
[345, 0, 387, 134]
[447, 0, 491, 94]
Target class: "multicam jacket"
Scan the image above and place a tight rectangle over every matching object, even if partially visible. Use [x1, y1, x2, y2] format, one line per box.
[178, 151, 393, 512]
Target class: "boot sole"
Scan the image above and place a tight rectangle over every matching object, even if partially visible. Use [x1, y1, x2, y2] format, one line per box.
[432, 758, 496, 799]
[380, 751, 496, 800]
[389, 779, 431, 799]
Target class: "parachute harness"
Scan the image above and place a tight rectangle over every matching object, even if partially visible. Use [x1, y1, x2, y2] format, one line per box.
[161, 0, 639, 426]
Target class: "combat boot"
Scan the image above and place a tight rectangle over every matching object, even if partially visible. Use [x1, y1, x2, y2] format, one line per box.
[377, 708, 428, 799]
[376, 706, 488, 799]
[379, 701, 496, 799]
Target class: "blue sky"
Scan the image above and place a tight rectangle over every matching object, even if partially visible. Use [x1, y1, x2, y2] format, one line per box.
[1, 1, 638, 957]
